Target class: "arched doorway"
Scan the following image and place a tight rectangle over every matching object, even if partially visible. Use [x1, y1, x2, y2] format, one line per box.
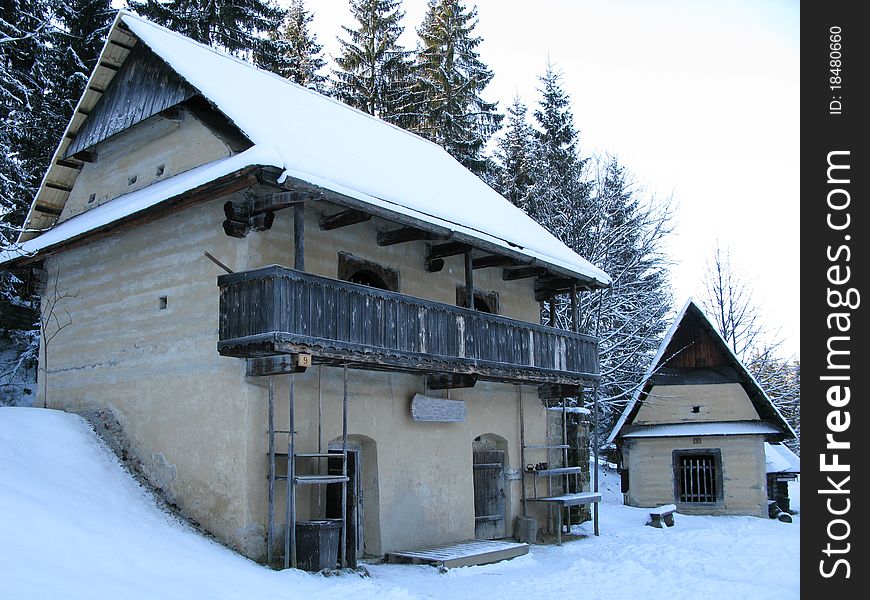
[326, 434, 381, 563]
[472, 433, 509, 539]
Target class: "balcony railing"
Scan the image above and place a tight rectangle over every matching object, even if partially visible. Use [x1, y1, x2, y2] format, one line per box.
[218, 266, 599, 386]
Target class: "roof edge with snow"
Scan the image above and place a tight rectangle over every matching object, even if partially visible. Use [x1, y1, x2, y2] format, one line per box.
[6, 11, 610, 289]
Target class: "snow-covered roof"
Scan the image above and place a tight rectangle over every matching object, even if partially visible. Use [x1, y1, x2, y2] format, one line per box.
[0, 148, 275, 265]
[621, 421, 783, 438]
[6, 11, 610, 287]
[765, 443, 800, 474]
[607, 299, 795, 444]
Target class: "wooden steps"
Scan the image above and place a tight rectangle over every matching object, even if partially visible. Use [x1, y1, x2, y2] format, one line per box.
[384, 539, 529, 569]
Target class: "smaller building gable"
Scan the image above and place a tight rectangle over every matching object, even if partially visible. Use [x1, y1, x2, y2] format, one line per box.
[608, 299, 795, 444]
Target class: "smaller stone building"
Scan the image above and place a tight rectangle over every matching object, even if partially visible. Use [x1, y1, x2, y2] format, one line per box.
[608, 300, 795, 517]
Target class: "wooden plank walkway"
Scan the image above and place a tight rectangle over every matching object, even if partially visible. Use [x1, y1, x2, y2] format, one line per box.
[384, 539, 529, 569]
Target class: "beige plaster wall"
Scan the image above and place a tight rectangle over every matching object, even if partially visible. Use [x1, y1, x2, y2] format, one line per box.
[39, 109, 566, 561]
[58, 109, 233, 223]
[622, 435, 768, 517]
[242, 370, 554, 558]
[40, 190, 268, 554]
[633, 383, 759, 425]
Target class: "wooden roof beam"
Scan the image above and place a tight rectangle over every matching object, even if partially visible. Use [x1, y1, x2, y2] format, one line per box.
[426, 241, 473, 261]
[377, 226, 445, 246]
[34, 203, 63, 216]
[251, 191, 307, 213]
[472, 254, 528, 270]
[55, 159, 84, 170]
[502, 266, 547, 281]
[44, 182, 74, 193]
[319, 208, 371, 231]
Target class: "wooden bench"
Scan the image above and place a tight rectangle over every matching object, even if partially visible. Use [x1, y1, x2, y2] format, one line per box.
[646, 504, 676, 528]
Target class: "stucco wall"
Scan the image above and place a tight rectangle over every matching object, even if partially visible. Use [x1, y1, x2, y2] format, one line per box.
[244, 372, 552, 558]
[38, 111, 570, 560]
[622, 435, 768, 517]
[633, 383, 760, 425]
[58, 109, 233, 223]
[40, 190, 263, 554]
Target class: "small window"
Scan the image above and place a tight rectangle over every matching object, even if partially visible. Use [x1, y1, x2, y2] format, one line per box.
[348, 269, 389, 290]
[674, 450, 721, 504]
[456, 286, 499, 314]
[337, 252, 399, 292]
[158, 296, 168, 310]
[692, 406, 700, 413]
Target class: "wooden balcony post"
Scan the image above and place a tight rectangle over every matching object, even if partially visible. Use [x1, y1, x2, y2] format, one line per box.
[464, 250, 474, 310]
[293, 203, 305, 271]
[571, 284, 579, 333]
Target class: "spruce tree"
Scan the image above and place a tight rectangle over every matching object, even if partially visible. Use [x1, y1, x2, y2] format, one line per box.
[412, 0, 500, 175]
[527, 64, 590, 240]
[495, 66, 674, 431]
[1, 0, 55, 246]
[51, 0, 114, 117]
[127, 0, 286, 64]
[493, 97, 535, 211]
[333, 0, 412, 124]
[267, 0, 327, 90]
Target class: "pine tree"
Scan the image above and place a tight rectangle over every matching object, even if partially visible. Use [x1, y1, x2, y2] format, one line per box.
[582, 156, 673, 420]
[333, 0, 412, 124]
[528, 64, 590, 234]
[493, 69, 674, 433]
[412, 0, 500, 175]
[1, 0, 55, 247]
[51, 0, 114, 117]
[270, 0, 327, 90]
[128, 0, 286, 63]
[493, 97, 535, 211]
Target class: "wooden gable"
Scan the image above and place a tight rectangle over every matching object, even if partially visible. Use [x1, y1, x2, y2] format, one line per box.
[65, 41, 197, 159]
[660, 311, 732, 369]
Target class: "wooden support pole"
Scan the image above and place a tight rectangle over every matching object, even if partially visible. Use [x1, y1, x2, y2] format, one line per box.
[286, 375, 296, 569]
[267, 376, 275, 566]
[293, 203, 305, 271]
[340, 365, 349, 569]
[593, 382, 600, 537]
[562, 397, 569, 534]
[518, 386, 527, 516]
[548, 296, 556, 327]
[464, 251, 474, 310]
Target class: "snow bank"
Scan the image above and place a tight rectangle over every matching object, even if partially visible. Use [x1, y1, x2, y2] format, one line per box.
[0, 407, 799, 599]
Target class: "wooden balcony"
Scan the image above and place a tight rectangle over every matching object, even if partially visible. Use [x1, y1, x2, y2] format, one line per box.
[218, 266, 599, 386]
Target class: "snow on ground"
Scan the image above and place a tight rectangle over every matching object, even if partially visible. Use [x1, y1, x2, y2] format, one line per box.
[0, 407, 799, 599]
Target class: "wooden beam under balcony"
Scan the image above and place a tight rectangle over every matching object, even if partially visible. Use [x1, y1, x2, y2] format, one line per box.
[426, 373, 478, 390]
[319, 209, 371, 230]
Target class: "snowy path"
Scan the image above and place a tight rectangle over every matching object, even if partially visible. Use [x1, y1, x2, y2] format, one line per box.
[0, 408, 798, 599]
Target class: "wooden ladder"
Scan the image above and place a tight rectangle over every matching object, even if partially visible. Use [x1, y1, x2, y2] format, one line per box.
[265, 365, 350, 570]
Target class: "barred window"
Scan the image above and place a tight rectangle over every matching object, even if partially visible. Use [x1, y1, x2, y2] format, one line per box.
[675, 451, 721, 504]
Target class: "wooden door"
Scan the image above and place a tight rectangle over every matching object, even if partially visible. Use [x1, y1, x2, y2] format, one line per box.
[473, 449, 506, 539]
[326, 448, 362, 567]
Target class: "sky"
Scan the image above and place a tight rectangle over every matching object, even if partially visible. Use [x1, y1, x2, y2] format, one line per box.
[299, 0, 801, 359]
